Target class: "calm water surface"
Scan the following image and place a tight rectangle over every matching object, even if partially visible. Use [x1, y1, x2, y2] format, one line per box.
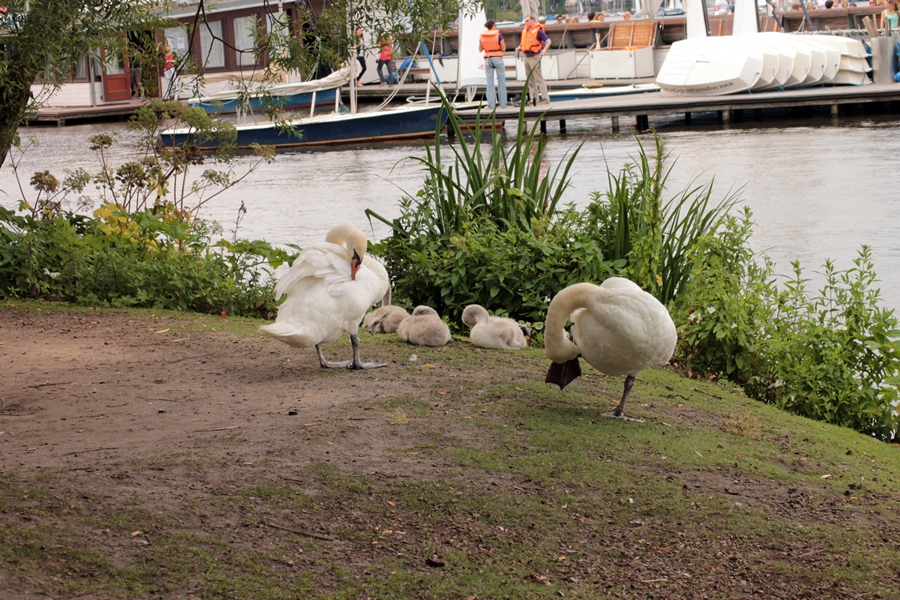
[2, 114, 899, 311]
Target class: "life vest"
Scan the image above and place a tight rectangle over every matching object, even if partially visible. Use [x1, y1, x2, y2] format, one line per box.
[480, 29, 503, 57]
[519, 23, 546, 54]
[379, 44, 392, 61]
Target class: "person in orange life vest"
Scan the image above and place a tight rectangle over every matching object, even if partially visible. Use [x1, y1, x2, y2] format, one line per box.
[376, 35, 395, 86]
[515, 15, 551, 105]
[478, 20, 507, 109]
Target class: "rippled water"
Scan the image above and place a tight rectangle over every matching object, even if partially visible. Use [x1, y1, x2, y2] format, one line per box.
[3, 113, 899, 311]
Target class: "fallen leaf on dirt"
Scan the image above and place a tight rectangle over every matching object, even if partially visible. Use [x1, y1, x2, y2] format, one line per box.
[821, 474, 831, 479]
[25, 448, 35, 452]
[438, 391, 447, 395]
[153, 328, 170, 334]
[387, 501, 395, 507]
[131, 531, 142, 536]
[305, 423, 315, 427]
[422, 363, 436, 368]
[77, 429, 85, 433]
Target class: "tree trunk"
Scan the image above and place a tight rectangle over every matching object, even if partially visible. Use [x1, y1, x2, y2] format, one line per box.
[0, 0, 79, 169]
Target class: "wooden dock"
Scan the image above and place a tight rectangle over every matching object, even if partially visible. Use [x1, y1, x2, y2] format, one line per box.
[26, 98, 150, 126]
[454, 82, 900, 133]
[28, 81, 900, 133]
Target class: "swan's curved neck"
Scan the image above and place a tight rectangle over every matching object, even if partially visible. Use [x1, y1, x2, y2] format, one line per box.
[544, 283, 598, 363]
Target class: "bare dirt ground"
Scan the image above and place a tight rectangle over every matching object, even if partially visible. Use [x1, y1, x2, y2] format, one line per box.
[1, 306, 898, 599]
[1, 307, 461, 480]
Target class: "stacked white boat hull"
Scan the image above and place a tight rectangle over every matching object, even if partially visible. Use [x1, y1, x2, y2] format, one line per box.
[656, 33, 871, 95]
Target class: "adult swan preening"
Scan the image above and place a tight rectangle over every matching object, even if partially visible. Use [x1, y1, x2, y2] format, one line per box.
[543, 278, 677, 422]
[260, 223, 389, 369]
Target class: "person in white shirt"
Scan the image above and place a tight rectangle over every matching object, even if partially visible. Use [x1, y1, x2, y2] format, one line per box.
[714, 0, 731, 14]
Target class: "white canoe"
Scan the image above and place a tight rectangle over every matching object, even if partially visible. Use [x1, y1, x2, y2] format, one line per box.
[656, 38, 762, 95]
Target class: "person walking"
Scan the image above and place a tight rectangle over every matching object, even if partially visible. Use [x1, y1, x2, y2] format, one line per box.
[376, 35, 395, 86]
[479, 19, 507, 109]
[354, 28, 367, 82]
[516, 15, 551, 105]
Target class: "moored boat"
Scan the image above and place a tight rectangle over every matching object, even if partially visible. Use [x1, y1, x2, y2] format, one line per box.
[547, 83, 661, 101]
[186, 66, 350, 116]
[160, 103, 449, 150]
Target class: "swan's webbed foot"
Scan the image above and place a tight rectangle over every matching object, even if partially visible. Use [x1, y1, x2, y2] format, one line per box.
[545, 357, 582, 390]
[349, 334, 387, 370]
[600, 374, 643, 422]
[600, 410, 645, 423]
[316, 345, 352, 369]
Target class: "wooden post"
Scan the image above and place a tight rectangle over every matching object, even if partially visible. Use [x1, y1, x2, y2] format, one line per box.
[611, 116, 619, 133]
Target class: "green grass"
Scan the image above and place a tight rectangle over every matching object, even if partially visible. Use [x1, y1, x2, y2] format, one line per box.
[1, 302, 899, 598]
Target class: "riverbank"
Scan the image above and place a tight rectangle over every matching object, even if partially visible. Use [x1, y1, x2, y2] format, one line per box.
[1, 301, 898, 598]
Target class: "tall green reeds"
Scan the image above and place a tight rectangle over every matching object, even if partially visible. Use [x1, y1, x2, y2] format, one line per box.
[367, 93, 581, 237]
[587, 135, 740, 305]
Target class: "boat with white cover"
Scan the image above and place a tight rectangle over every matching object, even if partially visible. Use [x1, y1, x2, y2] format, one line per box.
[657, 0, 871, 95]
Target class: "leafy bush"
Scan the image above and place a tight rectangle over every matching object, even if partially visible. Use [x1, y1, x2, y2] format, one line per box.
[676, 209, 780, 384]
[368, 96, 593, 330]
[677, 210, 900, 441]
[378, 210, 616, 330]
[0, 204, 293, 317]
[0, 100, 289, 317]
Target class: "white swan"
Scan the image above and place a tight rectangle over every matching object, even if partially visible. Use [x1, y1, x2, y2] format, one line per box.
[461, 304, 530, 350]
[397, 306, 451, 347]
[362, 287, 410, 334]
[544, 278, 677, 421]
[260, 223, 389, 369]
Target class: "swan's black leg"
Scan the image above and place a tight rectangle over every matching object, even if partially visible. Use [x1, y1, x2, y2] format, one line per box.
[316, 344, 352, 369]
[349, 334, 387, 370]
[602, 374, 644, 422]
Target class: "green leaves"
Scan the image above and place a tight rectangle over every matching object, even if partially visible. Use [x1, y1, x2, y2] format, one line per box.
[677, 213, 900, 441]
[0, 207, 285, 317]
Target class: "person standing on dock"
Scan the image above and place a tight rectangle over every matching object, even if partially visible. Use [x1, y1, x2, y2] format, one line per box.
[516, 15, 551, 106]
[479, 19, 508, 109]
[377, 35, 395, 86]
[161, 44, 177, 101]
[881, 0, 900, 36]
[354, 28, 367, 83]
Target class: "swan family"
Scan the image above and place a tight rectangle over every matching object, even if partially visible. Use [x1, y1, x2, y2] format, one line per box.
[262, 224, 676, 421]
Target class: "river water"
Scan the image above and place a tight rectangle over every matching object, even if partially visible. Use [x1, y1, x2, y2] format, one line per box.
[2, 112, 899, 311]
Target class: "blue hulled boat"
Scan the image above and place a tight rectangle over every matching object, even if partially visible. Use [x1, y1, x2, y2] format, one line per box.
[160, 103, 449, 150]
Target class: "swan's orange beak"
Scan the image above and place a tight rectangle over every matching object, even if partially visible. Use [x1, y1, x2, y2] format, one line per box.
[351, 249, 362, 280]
